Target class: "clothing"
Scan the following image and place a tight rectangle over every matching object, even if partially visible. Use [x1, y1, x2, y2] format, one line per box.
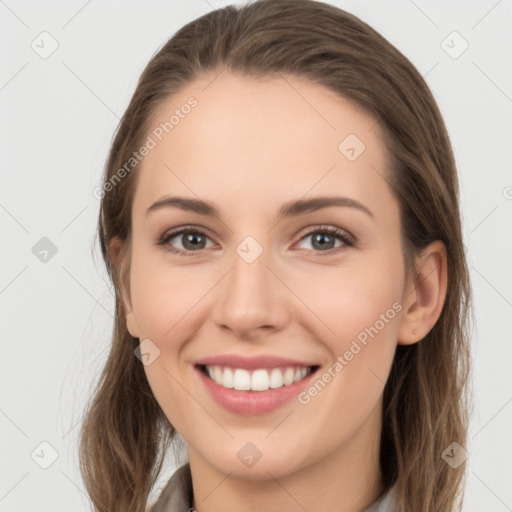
[148, 463, 397, 512]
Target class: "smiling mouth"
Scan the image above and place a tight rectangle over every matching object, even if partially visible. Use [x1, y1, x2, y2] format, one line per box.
[197, 364, 320, 392]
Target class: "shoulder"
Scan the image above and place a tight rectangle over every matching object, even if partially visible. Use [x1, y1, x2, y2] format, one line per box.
[146, 463, 193, 512]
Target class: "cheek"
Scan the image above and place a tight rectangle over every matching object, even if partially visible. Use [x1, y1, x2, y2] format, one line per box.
[129, 259, 205, 431]
[295, 267, 402, 425]
[130, 252, 205, 342]
[290, 259, 403, 355]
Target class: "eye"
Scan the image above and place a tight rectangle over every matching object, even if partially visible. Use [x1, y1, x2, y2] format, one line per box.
[157, 224, 355, 257]
[294, 225, 355, 255]
[157, 227, 215, 256]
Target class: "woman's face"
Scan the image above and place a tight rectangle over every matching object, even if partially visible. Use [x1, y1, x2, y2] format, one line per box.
[121, 71, 409, 480]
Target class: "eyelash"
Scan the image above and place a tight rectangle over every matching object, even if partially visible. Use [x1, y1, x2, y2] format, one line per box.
[157, 225, 356, 257]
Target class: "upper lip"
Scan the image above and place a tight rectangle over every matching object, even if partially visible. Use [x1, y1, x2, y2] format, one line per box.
[195, 354, 318, 370]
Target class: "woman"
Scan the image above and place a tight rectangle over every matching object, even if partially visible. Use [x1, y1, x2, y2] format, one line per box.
[79, 1, 473, 511]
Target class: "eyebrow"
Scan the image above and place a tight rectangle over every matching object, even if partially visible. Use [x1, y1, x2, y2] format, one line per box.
[146, 195, 374, 219]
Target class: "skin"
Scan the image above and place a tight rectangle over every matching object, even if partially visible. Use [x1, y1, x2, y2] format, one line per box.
[110, 70, 447, 512]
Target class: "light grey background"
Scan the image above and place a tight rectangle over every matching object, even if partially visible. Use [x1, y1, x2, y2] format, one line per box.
[1, 0, 511, 510]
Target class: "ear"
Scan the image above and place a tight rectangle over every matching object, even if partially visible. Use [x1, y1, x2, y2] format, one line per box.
[109, 237, 140, 339]
[397, 240, 448, 345]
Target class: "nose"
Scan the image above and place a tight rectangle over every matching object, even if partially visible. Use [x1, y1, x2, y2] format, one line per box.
[211, 245, 290, 341]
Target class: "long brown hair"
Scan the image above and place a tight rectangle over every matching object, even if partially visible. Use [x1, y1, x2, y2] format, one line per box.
[79, 1, 473, 510]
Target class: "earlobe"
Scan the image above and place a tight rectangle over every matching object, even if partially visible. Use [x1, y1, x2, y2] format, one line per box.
[126, 311, 140, 339]
[109, 237, 140, 338]
[397, 240, 448, 345]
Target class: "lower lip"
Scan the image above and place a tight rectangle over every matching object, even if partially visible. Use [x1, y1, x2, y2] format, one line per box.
[196, 366, 317, 415]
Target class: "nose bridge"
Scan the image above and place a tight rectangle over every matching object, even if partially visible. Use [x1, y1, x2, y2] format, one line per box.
[212, 234, 288, 336]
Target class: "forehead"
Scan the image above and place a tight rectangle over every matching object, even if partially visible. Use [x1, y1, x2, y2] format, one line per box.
[132, 70, 395, 220]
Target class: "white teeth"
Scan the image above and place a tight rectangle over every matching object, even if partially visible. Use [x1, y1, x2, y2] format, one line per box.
[223, 367, 234, 388]
[213, 366, 223, 385]
[204, 365, 313, 391]
[283, 367, 295, 385]
[251, 369, 269, 391]
[233, 369, 251, 390]
[269, 368, 283, 388]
